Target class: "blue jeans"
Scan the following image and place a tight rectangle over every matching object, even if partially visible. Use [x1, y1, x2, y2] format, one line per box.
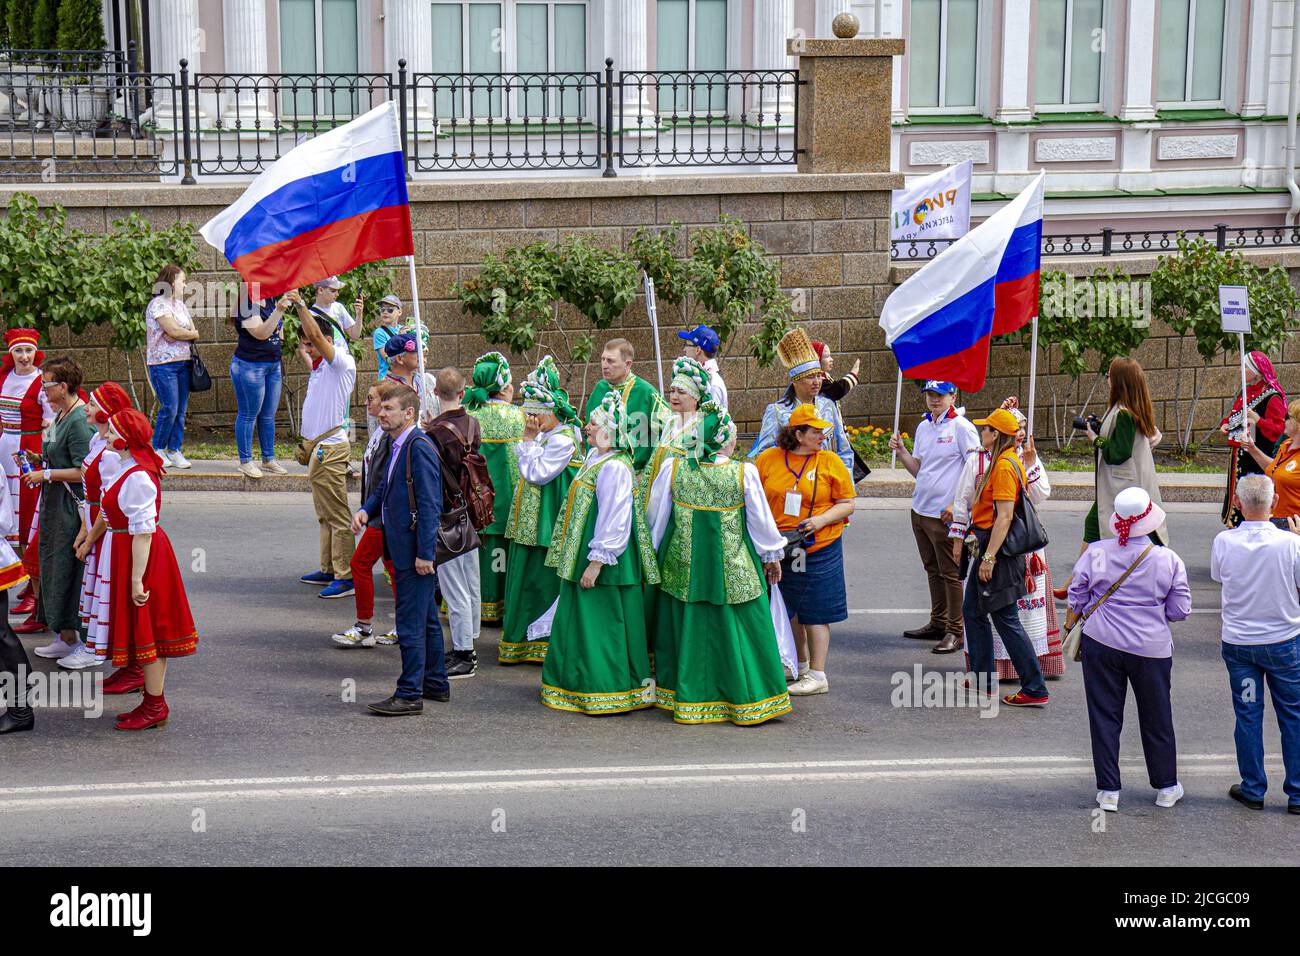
[1221, 635, 1300, 804]
[230, 356, 282, 463]
[961, 566, 1048, 698]
[147, 360, 190, 452]
[393, 567, 448, 700]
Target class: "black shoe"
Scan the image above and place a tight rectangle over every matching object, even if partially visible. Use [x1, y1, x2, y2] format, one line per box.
[1289, 804, 1300, 815]
[0, 707, 34, 734]
[1228, 784, 1264, 810]
[367, 695, 424, 716]
[422, 687, 450, 702]
[446, 650, 477, 680]
[903, 625, 944, 641]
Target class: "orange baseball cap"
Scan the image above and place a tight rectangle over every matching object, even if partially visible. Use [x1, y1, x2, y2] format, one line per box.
[788, 403, 832, 431]
[972, 407, 1021, 436]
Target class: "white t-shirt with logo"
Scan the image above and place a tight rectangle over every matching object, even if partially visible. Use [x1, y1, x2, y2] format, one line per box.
[302, 348, 356, 446]
[910, 410, 980, 519]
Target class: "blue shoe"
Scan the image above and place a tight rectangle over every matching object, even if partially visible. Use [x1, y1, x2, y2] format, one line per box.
[319, 578, 355, 599]
[300, 571, 334, 586]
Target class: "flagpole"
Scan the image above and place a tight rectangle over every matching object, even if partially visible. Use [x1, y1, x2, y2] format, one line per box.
[891, 367, 903, 470]
[645, 275, 665, 393]
[407, 254, 430, 418]
[1027, 313, 1039, 437]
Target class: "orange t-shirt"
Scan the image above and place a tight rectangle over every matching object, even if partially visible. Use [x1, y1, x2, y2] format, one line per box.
[755, 447, 856, 553]
[970, 451, 1026, 530]
[1267, 439, 1300, 518]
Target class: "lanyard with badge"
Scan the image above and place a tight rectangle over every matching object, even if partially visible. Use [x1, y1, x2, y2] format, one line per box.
[783, 451, 817, 518]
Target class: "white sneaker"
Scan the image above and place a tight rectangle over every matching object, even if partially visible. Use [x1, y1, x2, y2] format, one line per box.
[261, 459, 288, 476]
[238, 461, 264, 479]
[787, 673, 829, 696]
[331, 626, 376, 648]
[375, 629, 399, 646]
[168, 451, 192, 470]
[1155, 783, 1184, 808]
[1096, 790, 1120, 812]
[34, 638, 82, 660]
[57, 645, 104, 670]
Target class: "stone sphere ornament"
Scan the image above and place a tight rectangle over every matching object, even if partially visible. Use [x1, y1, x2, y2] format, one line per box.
[831, 12, 860, 38]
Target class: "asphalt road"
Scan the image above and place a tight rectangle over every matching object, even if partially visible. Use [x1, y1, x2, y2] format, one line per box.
[1, 492, 1295, 866]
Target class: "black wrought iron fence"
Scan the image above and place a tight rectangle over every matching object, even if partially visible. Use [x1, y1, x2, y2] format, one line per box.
[0, 47, 181, 181]
[892, 223, 1300, 261]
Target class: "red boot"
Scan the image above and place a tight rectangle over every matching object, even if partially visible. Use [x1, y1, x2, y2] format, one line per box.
[13, 614, 48, 634]
[12, 593, 35, 616]
[103, 664, 144, 695]
[115, 692, 168, 731]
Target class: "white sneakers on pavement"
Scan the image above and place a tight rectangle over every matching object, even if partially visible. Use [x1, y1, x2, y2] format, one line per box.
[238, 461, 264, 479]
[168, 451, 192, 470]
[374, 629, 399, 646]
[787, 672, 829, 696]
[57, 645, 104, 670]
[34, 638, 83, 659]
[1155, 783, 1184, 808]
[261, 459, 288, 476]
[331, 626, 376, 648]
[1096, 790, 1120, 812]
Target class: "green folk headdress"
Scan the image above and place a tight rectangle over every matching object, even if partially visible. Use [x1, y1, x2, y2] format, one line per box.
[465, 351, 511, 409]
[670, 356, 711, 402]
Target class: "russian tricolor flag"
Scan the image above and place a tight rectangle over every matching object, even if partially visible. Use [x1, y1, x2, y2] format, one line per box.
[200, 101, 413, 298]
[879, 172, 1044, 393]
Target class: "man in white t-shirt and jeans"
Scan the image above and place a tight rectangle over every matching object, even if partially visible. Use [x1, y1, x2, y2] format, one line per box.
[889, 380, 981, 654]
[288, 289, 358, 600]
[1210, 473, 1300, 815]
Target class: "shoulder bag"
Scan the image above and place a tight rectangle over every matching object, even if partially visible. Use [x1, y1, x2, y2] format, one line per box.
[999, 457, 1049, 557]
[188, 344, 212, 392]
[1060, 543, 1155, 661]
[294, 426, 342, 467]
[415, 431, 479, 562]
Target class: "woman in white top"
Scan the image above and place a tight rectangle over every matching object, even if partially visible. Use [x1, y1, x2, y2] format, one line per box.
[144, 264, 199, 471]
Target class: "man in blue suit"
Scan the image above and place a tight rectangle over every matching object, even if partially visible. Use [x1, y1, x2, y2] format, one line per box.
[352, 385, 448, 715]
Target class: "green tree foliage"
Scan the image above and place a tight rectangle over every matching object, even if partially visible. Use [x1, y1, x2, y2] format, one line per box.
[31, 0, 58, 52]
[1151, 236, 1299, 449]
[6, 0, 36, 53]
[55, 0, 104, 78]
[280, 258, 398, 356]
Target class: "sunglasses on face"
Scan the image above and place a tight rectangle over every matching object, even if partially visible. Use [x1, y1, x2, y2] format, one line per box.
[380, 305, 399, 313]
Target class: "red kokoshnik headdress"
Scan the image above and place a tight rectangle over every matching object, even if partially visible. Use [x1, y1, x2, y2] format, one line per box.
[91, 381, 133, 423]
[107, 409, 165, 475]
[1, 327, 44, 374]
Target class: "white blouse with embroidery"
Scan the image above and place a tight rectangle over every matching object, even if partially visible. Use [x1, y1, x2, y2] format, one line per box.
[515, 424, 577, 485]
[646, 457, 788, 564]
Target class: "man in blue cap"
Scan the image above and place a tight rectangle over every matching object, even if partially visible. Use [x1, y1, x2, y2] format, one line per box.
[677, 325, 727, 410]
[889, 380, 980, 654]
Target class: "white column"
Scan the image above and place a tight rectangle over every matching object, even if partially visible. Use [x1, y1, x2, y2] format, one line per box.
[220, 0, 273, 131]
[150, 0, 205, 128]
[385, 0, 435, 135]
[607, 0, 655, 131]
[1238, 0, 1273, 117]
[753, 0, 795, 125]
[995, 0, 1034, 122]
[1118, 0, 1158, 121]
[815, 0, 850, 37]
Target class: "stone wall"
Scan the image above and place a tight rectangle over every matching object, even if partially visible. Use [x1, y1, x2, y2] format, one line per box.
[3, 173, 900, 436]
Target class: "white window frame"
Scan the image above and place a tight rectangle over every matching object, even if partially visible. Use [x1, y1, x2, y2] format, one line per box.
[906, 0, 982, 115]
[431, 1, 592, 123]
[655, 0, 732, 118]
[1034, 0, 1108, 113]
[278, 0, 366, 118]
[1155, 0, 1227, 109]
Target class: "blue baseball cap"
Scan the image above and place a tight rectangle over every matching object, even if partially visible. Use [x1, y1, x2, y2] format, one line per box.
[677, 325, 720, 355]
[922, 380, 957, 394]
[383, 332, 419, 358]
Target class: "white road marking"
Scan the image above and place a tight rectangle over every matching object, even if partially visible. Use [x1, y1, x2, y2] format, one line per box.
[0, 754, 1274, 812]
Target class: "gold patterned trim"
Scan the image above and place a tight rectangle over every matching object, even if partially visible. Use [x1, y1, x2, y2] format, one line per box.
[541, 683, 655, 716]
[653, 686, 793, 725]
[498, 639, 549, 664]
[480, 598, 504, 622]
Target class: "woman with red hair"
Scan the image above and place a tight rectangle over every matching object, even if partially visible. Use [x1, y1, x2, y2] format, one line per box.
[63, 382, 134, 673]
[102, 409, 198, 730]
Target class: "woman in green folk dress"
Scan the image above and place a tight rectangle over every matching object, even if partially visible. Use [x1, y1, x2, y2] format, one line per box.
[645, 401, 793, 726]
[638, 356, 710, 513]
[499, 360, 584, 665]
[463, 352, 524, 624]
[536, 393, 660, 715]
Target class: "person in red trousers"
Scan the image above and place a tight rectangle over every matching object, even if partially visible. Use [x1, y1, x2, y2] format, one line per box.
[101, 409, 197, 730]
[332, 380, 400, 648]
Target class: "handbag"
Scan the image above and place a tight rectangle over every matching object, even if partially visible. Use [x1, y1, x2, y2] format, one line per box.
[851, 448, 871, 484]
[294, 425, 343, 467]
[188, 345, 212, 392]
[1061, 543, 1155, 662]
[416, 432, 479, 563]
[780, 456, 821, 561]
[999, 459, 1049, 557]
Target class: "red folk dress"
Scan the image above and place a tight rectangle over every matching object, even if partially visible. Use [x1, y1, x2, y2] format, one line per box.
[103, 463, 198, 666]
[0, 367, 49, 569]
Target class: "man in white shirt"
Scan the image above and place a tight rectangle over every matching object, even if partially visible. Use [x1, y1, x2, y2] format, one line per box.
[1210, 473, 1300, 814]
[678, 325, 727, 410]
[311, 276, 364, 342]
[288, 290, 358, 599]
[889, 380, 980, 653]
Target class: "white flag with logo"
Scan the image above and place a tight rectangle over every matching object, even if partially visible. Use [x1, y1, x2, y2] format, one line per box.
[891, 160, 973, 242]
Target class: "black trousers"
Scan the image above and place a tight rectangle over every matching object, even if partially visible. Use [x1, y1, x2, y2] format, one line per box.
[0, 590, 30, 710]
[1081, 634, 1177, 791]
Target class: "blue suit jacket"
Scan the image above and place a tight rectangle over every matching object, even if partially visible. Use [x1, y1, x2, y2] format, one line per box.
[361, 428, 442, 571]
